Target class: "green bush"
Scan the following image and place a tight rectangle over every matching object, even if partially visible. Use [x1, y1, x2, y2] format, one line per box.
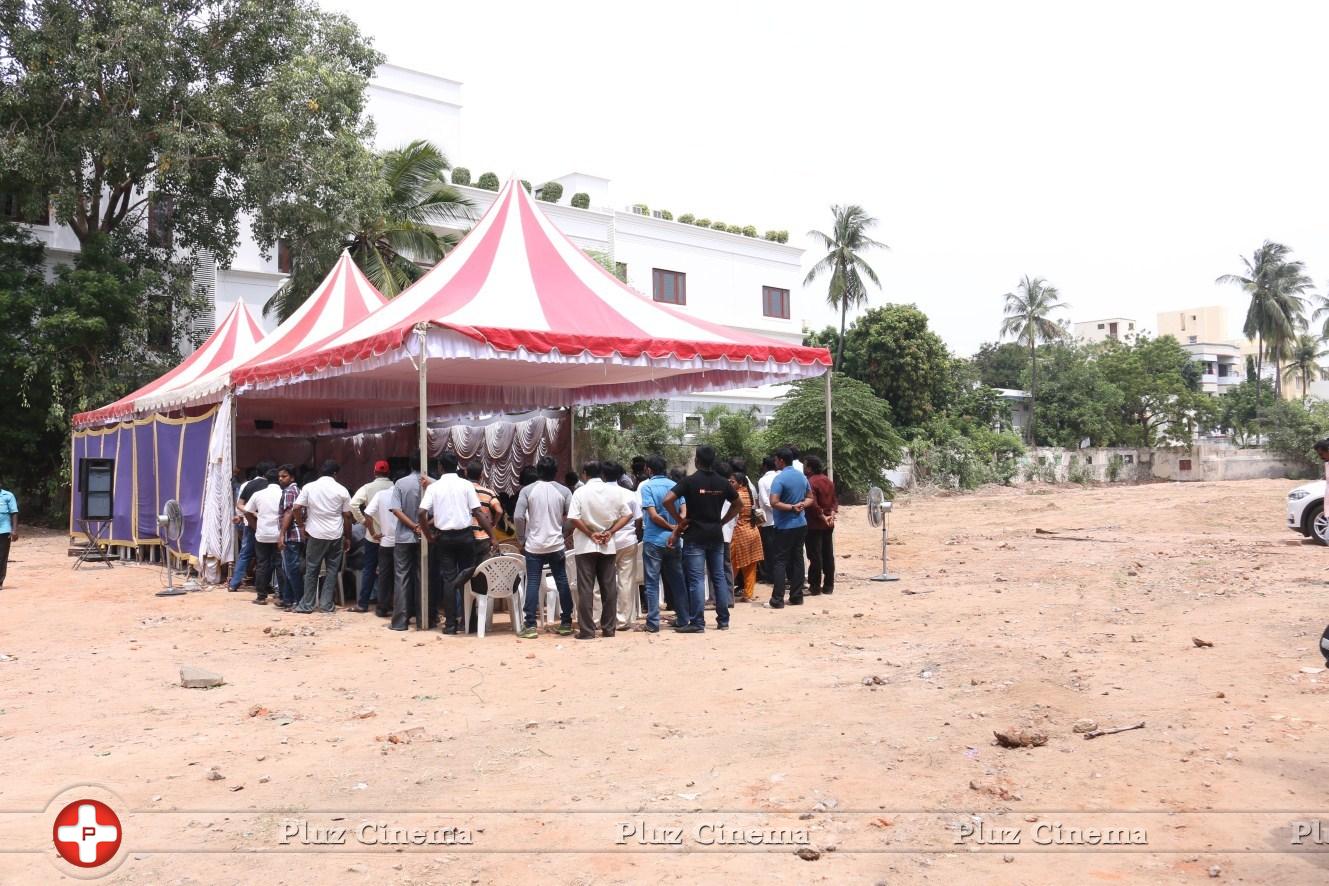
[695, 218, 711, 228]
[450, 167, 471, 186]
[678, 213, 695, 224]
[570, 192, 590, 209]
[536, 181, 564, 203]
[776, 230, 789, 243]
[520, 179, 532, 193]
[711, 220, 727, 230]
[1106, 453, 1124, 482]
[658, 209, 673, 221]
[724, 224, 742, 234]
[476, 172, 499, 191]
[632, 203, 649, 215]
[741, 225, 757, 237]
[764, 230, 780, 241]
[911, 420, 1024, 490]
[1066, 457, 1092, 485]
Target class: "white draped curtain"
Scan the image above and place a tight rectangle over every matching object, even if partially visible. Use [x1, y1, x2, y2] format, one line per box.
[430, 411, 564, 493]
[198, 393, 235, 579]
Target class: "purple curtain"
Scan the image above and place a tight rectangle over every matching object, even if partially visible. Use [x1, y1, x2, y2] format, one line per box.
[178, 415, 214, 559]
[112, 424, 135, 543]
[135, 421, 159, 541]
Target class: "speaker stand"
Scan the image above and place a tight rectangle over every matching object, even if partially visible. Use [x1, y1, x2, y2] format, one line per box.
[73, 520, 114, 570]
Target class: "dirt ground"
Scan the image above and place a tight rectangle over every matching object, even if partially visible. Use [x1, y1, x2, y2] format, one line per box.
[3, 478, 1329, 884]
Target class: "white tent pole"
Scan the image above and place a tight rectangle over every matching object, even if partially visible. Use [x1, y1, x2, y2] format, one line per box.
[416, 324, 429, 632]
[824, 370, 834, 484]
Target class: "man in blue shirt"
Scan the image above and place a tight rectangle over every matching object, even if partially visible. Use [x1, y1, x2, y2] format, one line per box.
[767, 446, 813, 609]
[0, 482, 16, 589]
[637, 455, 685, 633]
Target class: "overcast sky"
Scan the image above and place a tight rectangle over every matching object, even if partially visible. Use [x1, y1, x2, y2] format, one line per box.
[327, 0, 1329, 355]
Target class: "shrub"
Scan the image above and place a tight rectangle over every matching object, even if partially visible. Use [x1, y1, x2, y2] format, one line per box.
[678, 213, 695, 224]
[1107, 453, 1124, 482]
[1066, 457, 1092, 485]
[764, 230, 780, 241]
[657, 209, 673, 221]
[632, 203, 649, 215]
[711, 220, 727, 230]
[695, 218, 711, 228]
[536, 181, 564, 203]
[520, 179, 532, 193]
[450, 167, 471, 186]
[570, 192, 590, 209]
[776, 230, 789, 243]
[476, 172, 499, 191]
[726, 224, 743, 234]
[742, 225, 757, 237]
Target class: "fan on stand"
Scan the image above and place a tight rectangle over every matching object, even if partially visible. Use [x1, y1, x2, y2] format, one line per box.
[154, 499, 201, 596]
[866, 486, 900, 582]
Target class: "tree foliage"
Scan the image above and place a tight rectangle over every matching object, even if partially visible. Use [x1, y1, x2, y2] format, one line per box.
[576, 401, 687, 469]
[999, 275, 1069, 443]
[0, 225, 200, 518]
[1, 0, 383, 265]
[804, 204, 886, 372]
[767, 373, 904, 495]
[971, 341, 1029, 389]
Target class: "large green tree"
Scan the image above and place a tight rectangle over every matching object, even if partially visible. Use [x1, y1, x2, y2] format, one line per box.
[1000, 275, 1069, 443]
[971, 341, 1029, 390]
[1217, 241, 1312, 401]
[1028, 342, 1121, 447]
[0, 0, 382, 265]
[767, 373, 904, 495]
[804, 205, 886, 372]
[1095, 335, 1211, 446]
[576, 401, 687, 469]
[833, 304, 952, 430]
[266, 140, 472, 319]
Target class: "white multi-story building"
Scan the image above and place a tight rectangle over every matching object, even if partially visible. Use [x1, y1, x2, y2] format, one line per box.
[1073, 317, 1137, 343]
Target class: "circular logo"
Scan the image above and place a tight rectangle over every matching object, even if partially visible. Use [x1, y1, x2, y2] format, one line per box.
[52, 800, 122, 868]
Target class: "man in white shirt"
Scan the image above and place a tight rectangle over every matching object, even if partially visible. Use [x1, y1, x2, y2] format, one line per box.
[362, 486, 398, 618]
[514, 456, 574, 639]
[418, 452, 498, 634]
[567, 461, 633, 640]
[603, 461, 642, 629]
[285, 460, 352, 614]
[243, 468, 282, 605]
[756, 456, 778, 583]
[349, 460, 393, 613]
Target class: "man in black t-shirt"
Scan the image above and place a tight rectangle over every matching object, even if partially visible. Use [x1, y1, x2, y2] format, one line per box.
[229, 462, 273, 591]
[663, 446, 739, 633]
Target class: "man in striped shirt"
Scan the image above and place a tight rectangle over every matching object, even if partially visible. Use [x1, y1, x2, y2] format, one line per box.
[275, 464, 303, 610]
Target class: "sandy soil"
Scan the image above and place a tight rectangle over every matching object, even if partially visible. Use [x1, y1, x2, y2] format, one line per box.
[3, 478, 1329, 884]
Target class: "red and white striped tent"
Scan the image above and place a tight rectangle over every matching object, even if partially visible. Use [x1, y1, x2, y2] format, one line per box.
[72, 300, 266, 428]
[234, 178, 830, 424]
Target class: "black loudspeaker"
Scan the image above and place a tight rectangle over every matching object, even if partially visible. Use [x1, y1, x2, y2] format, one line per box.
[79, 457, 115, 521]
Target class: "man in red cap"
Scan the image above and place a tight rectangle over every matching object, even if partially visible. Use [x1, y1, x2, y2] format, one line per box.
[349, 460, 394, 613]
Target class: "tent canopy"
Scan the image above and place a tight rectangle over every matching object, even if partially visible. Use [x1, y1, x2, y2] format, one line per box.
[234, 178, 830, 423]
[73, 300, 264, 428]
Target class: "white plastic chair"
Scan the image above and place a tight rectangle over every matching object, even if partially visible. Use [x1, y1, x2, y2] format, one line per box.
[463, 556, 525, 638]
[540, 552, 576, 626]
[497, 541, 521, 557]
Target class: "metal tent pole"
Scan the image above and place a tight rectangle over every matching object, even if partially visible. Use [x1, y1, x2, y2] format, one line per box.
[416, 324, 430, 632]
[824, 370, 834, 484]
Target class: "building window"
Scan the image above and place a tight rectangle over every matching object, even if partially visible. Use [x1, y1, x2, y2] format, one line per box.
[762, 286, 791, 319]
[148, 195, 174, 249]
[653, 268, 686, 305]
[1097, 323, 1105, 330]
[1109, 322, 1118, 337]
[1179, 458, 1192, 471]
[1187, 335, 1197, 344]
[277, 239, 293, 274]
[1128, 322, 1135, 330]
[614, 261, 627, 282]
[1, 192, 50, 225]
[683, 415, 701, 435]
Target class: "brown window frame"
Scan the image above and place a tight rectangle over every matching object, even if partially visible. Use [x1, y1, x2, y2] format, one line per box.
[277, 238, 293, 274]
[1, 192, 51, 226]
[652, 268, 686, 305]
[762, 286, 791, 319]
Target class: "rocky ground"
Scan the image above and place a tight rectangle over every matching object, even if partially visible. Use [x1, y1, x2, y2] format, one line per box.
[2, 478, 1328, 884]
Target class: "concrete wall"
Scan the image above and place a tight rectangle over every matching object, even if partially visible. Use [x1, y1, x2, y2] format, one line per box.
[1010, 444, 1302, 484]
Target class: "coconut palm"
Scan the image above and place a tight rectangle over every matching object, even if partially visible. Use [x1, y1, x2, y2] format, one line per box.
[804, 205, 887, 371]
[1217, 241, 1312, 401]
[1308, 284, 1329, 342]
[265, 140, 472, 320]
[999, 276, 1069, 444]
[1282, 333, 1329, 402]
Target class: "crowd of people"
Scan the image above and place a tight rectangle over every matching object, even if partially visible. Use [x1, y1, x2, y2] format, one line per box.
[228, 443, 840, 638]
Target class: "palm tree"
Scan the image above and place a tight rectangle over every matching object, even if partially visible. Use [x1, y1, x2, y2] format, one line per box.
[265, 140, 472, 320]
[804, 205, 887, 371]
[1282, 333, 1329, 402]
[999, 276, 1069, 444]
[1217, 241, 1312, 402]
[1308, 283, 1329, 341]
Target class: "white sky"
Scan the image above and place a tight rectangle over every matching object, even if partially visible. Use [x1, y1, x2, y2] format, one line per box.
[327, 0, 1329, 355]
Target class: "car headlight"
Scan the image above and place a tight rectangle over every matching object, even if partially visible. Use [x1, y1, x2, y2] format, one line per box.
[1289, 490, 1311, 501]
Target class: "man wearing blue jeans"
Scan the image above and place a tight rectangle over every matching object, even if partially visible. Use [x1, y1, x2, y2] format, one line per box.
[514, 456, 574, 637]
[228, 463, 272, 591]
[349, 460, 393, 613]
[663, 446, 739, 633]
[637, 455, 683, 633]
[275, 465, 303, 608]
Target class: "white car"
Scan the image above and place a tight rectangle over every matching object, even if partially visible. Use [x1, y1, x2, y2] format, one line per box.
[1287, 481, 1328, 544]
